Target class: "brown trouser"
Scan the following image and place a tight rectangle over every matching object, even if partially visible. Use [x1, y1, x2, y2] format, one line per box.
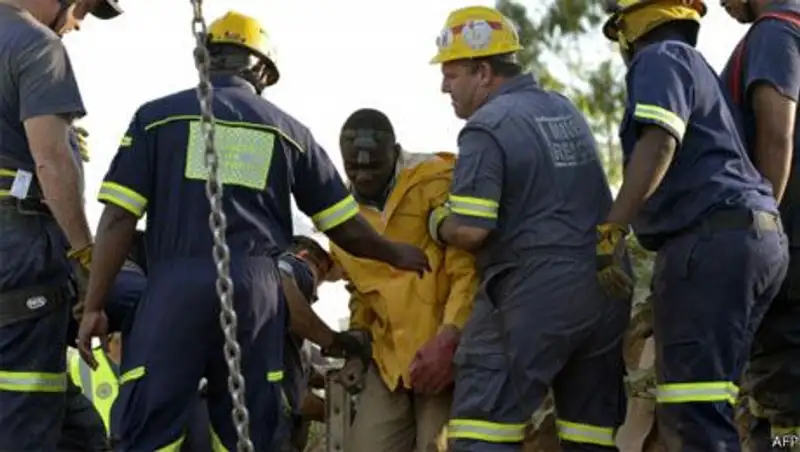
[348, 365, 451, 452]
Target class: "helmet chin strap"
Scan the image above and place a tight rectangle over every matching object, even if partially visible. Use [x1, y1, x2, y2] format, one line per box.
[48, 0, 73, 34]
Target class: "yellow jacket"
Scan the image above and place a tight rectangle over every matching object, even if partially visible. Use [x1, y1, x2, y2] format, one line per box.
[331, 151, 477, 391]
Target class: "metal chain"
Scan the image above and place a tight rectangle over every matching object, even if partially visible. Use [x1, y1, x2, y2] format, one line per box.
[189, 2, 254, 451]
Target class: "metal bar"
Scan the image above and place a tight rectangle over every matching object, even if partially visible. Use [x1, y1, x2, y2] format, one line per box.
[325, 370, 351, 452]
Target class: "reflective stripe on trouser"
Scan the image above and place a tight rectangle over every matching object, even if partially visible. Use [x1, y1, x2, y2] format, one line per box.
[556, 420, 616, 447]
[111, 258, 287, 451]
[448, 420, 526, 443]
[652, 227, 788, 452]
[656, 382, 739, 405]
[772, 426, 800, 436]
[0, 292, 70, 451]
[448, 258, 628, 452]
[0, 370, 67, 392]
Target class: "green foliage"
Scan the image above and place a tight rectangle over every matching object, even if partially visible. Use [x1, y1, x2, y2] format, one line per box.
[497, 0, 627, 185]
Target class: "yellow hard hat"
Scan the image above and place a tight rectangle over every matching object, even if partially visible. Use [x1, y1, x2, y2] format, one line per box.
[207, 11, 279, 87]
[603, 0, 706, 48]
[430, 6, 522, 65]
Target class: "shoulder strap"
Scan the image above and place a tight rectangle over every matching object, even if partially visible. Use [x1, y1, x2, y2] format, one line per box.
[729, 11, 800, 106]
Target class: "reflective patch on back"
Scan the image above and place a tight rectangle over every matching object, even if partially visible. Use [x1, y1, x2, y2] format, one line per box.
[184, 121, 275, 190]
[535, 114, 598, 168]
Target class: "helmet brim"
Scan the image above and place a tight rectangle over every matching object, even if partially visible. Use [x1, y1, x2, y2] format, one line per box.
[90, 0, 123, 20]
[207, 41, 281, 87]
[602, 0, 706, 42]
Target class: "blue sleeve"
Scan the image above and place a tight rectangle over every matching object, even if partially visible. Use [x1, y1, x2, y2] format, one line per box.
[627, 49, 695, 143]
[15, 33, 85, 121]
[278, 255, 315, 302]
[97, 110, 152, 218]
[449, 128, 504, 229]
[744, 20, 800, 101]
[291, 134, 359, 232]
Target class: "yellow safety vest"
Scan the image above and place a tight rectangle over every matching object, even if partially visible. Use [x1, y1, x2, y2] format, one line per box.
[66, 347, 120, 433]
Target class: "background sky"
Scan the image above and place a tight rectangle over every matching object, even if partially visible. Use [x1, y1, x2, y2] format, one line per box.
[64, 0, 748, 329]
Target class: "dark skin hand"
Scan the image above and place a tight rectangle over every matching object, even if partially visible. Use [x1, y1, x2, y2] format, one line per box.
[438, 217, 490, 252]
[325, 215, 431, 275]
[308, 368, 326, 389]
[300, 392, 326, 423]
[606, 125, 677, 226]
[751, 83, 796, 204]
[77, 204, 137, 369]
[281, 273, 336, 348]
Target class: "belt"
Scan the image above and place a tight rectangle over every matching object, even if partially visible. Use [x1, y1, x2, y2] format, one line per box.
[692, 209, 781, 235]
[0, 196, 51, 215]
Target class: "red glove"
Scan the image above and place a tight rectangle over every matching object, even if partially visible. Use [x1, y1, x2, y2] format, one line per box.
[408, 327, 460, 395]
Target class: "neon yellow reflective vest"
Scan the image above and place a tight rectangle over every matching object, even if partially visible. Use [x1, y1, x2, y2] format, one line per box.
[66, 347, 120, 433]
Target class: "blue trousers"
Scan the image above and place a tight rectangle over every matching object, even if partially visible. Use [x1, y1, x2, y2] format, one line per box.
[652, 225, 788, 451]
[449, 256, 630, 452]
[0, 206, 72, 450]
[110, 256, 287, 451]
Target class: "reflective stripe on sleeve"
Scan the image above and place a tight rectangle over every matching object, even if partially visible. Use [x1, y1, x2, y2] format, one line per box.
[556, 419, 616, 447]
[267, 370, 283, 382]
[447, 419, 526, 443]
[0, 370, 67, 392]
[310, 195, 359, 232]
[633, 103, 687, 140]
[448, 195, 499, 220]
[97, 181, 148, 218]
[656, 381, 738, 405]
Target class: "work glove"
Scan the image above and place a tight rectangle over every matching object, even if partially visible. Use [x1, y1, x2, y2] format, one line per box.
[408, 326, 460, 395]
[68, 244, 93, 321]
[326, 329, 371, 394]
[70, 126, 90, 163]
[596, 223, 634, 301]
[427, 203, 452, 246]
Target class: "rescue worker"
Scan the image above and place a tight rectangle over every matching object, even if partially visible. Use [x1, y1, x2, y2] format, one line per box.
[0, 1, 121, 449]
[59, 231, 146, 452]
[428, 6, 631, 451]
[330, 108, 478, 452]
[602, 0, 790, 449]
[75, 10, 430, 451]
[720, 0, 800, 446]
[275, 235, 348, 451]
[117, 234, 343, 451]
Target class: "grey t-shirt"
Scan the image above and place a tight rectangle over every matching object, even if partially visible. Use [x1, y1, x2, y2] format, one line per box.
[0, 2, 86, 171]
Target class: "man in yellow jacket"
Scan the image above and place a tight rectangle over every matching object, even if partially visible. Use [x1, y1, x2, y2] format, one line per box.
[330, 108, 477, 452]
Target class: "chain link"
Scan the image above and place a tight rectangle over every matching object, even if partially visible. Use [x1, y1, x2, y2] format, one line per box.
[189, 2, 253, 451]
